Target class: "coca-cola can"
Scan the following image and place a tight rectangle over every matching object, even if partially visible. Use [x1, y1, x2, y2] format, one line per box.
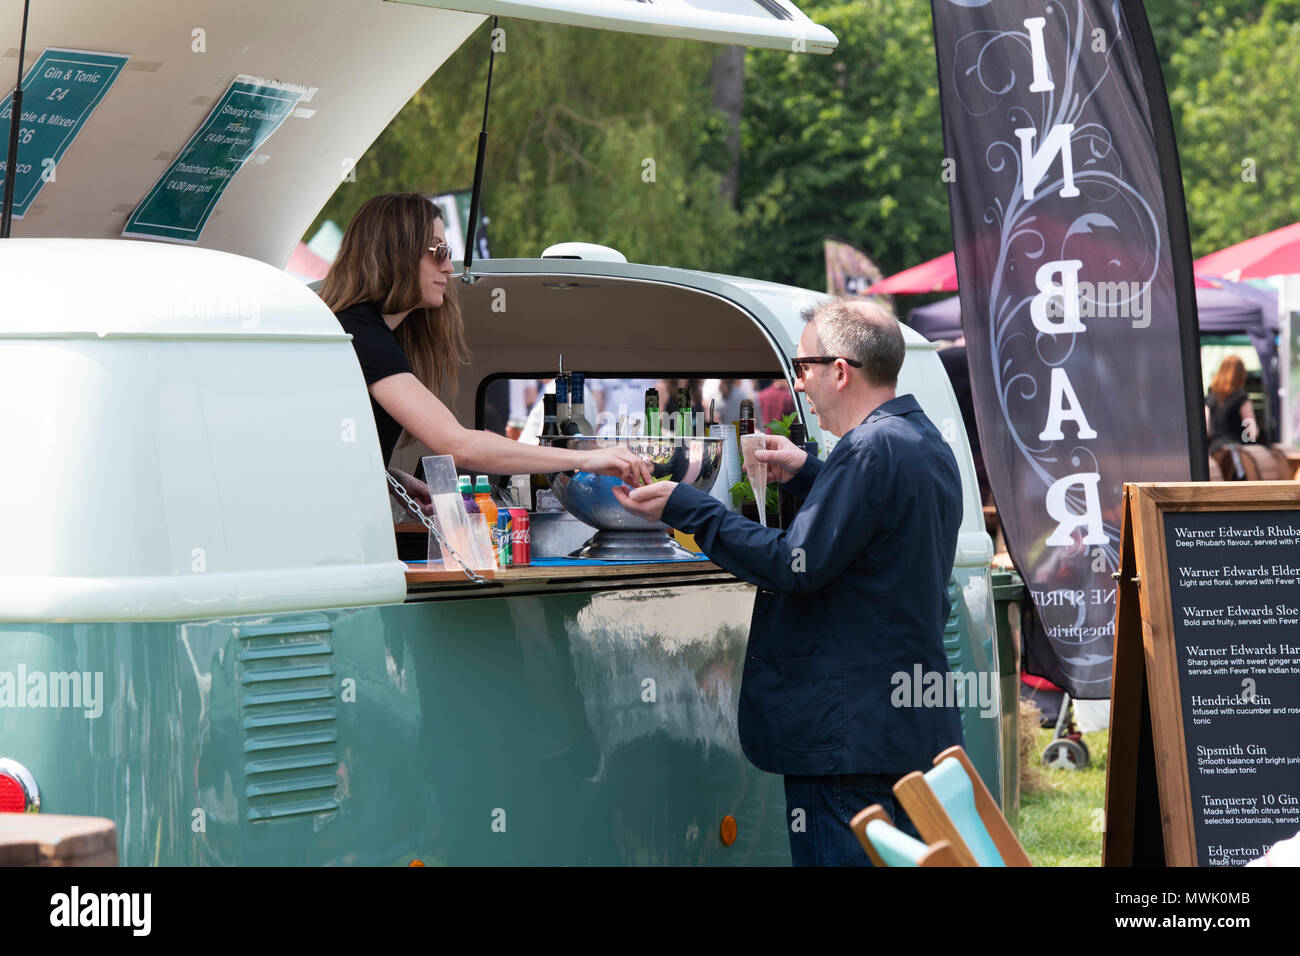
[509, 508, 530, 567]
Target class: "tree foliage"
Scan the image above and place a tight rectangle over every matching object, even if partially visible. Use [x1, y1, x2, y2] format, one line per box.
[308, 2, 1300, 287]
[735, 0, 949, 289]
[310, 20, 741, 270]
[1153, 0, 1300, 257]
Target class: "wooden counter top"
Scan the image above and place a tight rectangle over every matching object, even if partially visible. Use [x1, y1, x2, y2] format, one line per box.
[404, 558, 726, 587]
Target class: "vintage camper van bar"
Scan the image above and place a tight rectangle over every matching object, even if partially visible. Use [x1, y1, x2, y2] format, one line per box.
[0, 0, 1015, 868]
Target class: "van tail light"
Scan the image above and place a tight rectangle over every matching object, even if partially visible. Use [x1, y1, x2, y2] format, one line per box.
[0, 758, 40, 813]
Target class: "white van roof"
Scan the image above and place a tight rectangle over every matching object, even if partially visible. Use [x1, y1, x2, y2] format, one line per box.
[0, 239, 402, 622]
[2, 0, 836, 268]
[0, 239, 346, 338]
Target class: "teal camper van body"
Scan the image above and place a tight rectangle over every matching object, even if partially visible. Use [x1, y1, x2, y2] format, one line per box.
[0, 0, 1011, 864]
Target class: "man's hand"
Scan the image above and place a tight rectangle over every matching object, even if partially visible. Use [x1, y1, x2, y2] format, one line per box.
[752, 434, 807, 483]
[580, 447, 654, 487]
[611, 480, 677, 522]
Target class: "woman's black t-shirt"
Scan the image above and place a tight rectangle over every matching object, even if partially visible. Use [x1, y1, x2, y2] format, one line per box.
[335, 301, 411, 466]
[1207, 388, 1249, 451]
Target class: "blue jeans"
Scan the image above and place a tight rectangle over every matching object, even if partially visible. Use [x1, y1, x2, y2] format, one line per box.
[783, 773, 919, 866]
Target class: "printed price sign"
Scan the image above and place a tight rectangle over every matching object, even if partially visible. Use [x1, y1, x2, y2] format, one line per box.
[1105, 482, 1300, 867]
[0, 48, 129, 217]
[123, 75, 302, 243]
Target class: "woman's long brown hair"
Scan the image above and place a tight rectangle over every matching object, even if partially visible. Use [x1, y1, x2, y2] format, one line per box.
[320, 192, 470, 447]
[1209, 354, 1246, 401]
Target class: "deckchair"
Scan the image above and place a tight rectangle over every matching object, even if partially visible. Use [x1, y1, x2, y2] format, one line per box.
[892, 745, 1032, 867]
[848, 804, 964, 867]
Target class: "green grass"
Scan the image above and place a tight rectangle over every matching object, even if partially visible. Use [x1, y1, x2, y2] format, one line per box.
[1018, 728, 1109, 866]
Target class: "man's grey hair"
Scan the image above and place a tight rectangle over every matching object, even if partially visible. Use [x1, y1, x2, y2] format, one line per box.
[801, 296, 905, 387]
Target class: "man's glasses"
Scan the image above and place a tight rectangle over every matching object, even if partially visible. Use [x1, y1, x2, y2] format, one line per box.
[428, 242, 451, 264]
[790, 355, 863, 378]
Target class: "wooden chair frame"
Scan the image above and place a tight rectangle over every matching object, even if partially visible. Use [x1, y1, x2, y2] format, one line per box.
[892, 745, 1033, 867]
[848, 803, 964, 867]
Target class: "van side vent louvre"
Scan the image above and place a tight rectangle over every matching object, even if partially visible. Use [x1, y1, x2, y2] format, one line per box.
[235, 616, 340, 822]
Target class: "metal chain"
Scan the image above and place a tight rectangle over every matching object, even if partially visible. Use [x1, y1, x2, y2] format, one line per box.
[386, 472, 489, 584]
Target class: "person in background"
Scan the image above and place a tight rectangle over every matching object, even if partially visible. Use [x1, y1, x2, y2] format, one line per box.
[1206, 354, 1258, 451]
[702, 378, 753, 428]
[614, 297, 964, 866]
[756, 377, 796, 432]
[517, 378, 555, 445]
[1205, 354, 1258, 480]
[509, 378, 541, 424]
[319, 193, 649, 513]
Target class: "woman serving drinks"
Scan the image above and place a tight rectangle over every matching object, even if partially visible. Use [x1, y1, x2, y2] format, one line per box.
[320, 192, 651, 508]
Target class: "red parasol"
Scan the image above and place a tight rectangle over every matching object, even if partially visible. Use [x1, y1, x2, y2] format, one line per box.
[1193, 221, 1300, 281]
[869, 248, 1220, 294]
[864, 251, 957, 295]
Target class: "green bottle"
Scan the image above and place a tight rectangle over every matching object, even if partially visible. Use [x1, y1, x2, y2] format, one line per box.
[645, 387, 660, 437]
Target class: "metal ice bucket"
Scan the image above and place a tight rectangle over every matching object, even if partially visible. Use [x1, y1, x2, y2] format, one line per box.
[539, 435, 726, 559]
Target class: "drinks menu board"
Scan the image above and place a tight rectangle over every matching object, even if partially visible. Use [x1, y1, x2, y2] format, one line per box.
[1104, 482, 1300, 867]
[1164, 509, 1300, 865]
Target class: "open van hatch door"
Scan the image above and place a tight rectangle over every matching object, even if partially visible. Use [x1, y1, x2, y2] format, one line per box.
[392, 0, 838, 54]
[1, 0, 835, 266]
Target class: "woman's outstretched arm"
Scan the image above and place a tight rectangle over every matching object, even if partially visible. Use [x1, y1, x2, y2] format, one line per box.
[371, 372, 651, 484]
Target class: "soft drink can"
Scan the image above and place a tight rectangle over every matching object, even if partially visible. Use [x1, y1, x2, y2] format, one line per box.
[496, 510, 512, 568]
[509, 508, 530, 566]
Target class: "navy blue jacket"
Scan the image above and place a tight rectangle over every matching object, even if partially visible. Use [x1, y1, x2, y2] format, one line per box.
[662, 394, 965, 776]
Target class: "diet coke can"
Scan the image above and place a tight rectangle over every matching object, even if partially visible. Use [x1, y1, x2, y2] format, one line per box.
[509, 508, 530, 567]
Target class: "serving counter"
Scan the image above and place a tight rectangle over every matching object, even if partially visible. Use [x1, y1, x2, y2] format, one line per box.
[402, 556, 734, 596]
[395, 518, 734, 595]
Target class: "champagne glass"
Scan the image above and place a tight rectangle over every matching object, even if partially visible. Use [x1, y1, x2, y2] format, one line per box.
[740, 432, 768, 528]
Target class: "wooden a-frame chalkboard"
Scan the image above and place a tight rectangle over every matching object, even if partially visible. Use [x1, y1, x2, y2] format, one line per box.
[1105, 482, 1300, 866]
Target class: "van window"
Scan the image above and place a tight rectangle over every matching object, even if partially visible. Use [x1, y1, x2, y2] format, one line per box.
[477, 375, 798, 439]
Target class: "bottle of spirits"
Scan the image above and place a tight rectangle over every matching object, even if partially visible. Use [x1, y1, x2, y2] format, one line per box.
[562, 372, 595, 437]
[553, 374, 571, 449]
[556, 374, 571, 421]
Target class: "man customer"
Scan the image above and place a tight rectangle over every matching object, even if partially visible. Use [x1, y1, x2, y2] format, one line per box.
[613, 297, 965, 866]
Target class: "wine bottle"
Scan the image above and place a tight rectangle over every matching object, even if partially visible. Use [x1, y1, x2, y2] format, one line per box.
[736, 398, 756, 469]
[531, 393, 560, 508]
[675, 386, 690, 437]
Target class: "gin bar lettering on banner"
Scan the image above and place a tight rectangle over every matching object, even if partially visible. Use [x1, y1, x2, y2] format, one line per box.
[928, 0, 1202, 696]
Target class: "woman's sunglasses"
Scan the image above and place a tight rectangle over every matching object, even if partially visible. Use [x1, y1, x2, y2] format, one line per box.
[790, 355, 863, 378]
[428, 242, 452, 264]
